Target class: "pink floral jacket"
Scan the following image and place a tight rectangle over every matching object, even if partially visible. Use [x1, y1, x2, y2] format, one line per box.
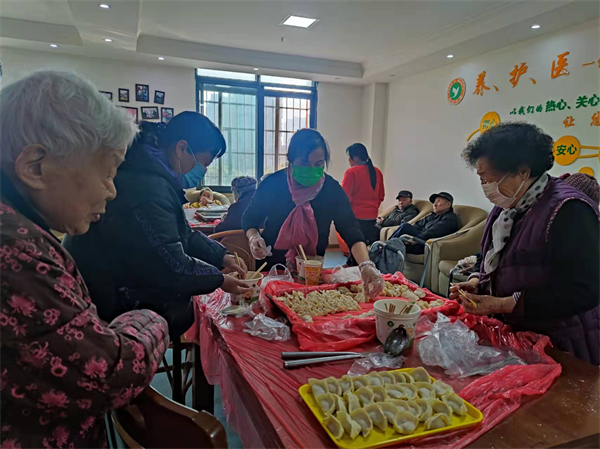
[0, 200, 170, 448]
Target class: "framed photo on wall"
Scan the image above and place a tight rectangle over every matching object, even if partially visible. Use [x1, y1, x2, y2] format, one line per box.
[118, 88, 129, 102]
[135, 84, 149, 102]
[120, 106, 138, 123]
[99, 91, 113, 101]
[154, 90, 165, 104]
[141, 106, 159, 120]
[161, 107, 174, 123]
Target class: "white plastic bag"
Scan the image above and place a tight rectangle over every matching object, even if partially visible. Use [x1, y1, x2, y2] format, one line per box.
[260, 264, 293, 289]
[244, 314, 291, 341]
[332, 265, 361, 283]
[348, 351, 405, 376]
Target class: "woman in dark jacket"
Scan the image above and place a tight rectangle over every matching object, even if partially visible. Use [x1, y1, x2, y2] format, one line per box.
[214, 176, 257, 232]
[242, 129, 384, 299]
[65, 112, 249, 337]
[450, 123, 599, 364]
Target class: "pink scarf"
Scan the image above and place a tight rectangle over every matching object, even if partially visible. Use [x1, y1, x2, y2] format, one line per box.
[274, 166, 325, 265]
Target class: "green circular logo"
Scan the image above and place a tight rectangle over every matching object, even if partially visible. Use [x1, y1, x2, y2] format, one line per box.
[387, 320, 395, 328]
[447, 78, 466, 105]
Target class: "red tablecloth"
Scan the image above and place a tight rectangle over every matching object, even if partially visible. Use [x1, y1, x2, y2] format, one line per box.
[187, 290, 561, 449]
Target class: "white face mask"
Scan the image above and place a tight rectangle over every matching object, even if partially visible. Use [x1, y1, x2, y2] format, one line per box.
[482, 174, 526, 209]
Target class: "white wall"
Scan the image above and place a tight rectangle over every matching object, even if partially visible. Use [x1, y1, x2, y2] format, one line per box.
[383, 19, 600, 212]
[0, 47, 196, 119]
[317, 82, 364, 180]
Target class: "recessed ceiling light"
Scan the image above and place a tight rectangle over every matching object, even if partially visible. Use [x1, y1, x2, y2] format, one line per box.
[253, 68, 259, 71]
[282, 15, 319, 29]
[447, 54, 454, 58]
[99, 3, 110, 8]
[531, 24, 541, 29]
[104, 38, 113, 42]
[158, 57, 165, 60]
[50, 44, 58, 48]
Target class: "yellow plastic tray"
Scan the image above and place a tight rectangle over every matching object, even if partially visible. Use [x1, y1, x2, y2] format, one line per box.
[299, 368, 484, 449]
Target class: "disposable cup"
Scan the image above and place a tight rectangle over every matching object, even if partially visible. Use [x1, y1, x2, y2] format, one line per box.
[304, 259, 323, 286]
[373, 299, 421, 345]
[231, 271, 263, 305]
[295, 255, 324, 280]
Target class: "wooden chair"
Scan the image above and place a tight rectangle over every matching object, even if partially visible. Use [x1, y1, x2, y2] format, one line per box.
[208, 230, 255, 271]
[111, 386, 227, 448]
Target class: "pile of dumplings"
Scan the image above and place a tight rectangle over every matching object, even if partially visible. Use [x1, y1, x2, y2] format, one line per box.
[277, 290, 361, 318]
[380, 282, 427, 301]
[308, 367, 468, 441]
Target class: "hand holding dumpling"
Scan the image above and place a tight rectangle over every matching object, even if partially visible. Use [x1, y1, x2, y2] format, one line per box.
[359, 260, 385, 299]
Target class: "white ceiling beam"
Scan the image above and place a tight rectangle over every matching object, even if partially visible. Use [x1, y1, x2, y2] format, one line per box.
[0, 17, 82, 46]
[136, 34, 363, 79]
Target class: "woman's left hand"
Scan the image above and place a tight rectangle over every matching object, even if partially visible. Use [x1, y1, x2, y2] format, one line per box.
[221, 254, 247, 278]
[457, 291, 515, 316]
[359, 261, 385, 299]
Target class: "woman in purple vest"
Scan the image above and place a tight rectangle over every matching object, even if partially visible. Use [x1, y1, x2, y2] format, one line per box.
[450, 123, 599, 365]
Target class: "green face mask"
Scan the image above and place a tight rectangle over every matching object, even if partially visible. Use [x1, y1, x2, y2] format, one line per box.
[292, 165, 324, 187]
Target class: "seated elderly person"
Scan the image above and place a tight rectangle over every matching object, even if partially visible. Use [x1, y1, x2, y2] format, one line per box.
[450, 123, 599, 365]
[376, 190, 419, 229]
[214, 176, 257, 232]
[390, 191, 459, 253]
[0, 71, 169, 447]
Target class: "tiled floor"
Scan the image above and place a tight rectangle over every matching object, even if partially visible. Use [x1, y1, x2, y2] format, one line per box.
[148, 248, 348, 449]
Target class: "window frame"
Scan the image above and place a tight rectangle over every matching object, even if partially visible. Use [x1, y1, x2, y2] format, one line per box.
[196, 73, 318, 191]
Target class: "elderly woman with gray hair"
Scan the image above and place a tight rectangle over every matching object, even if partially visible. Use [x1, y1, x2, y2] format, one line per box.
[214, 176, 258, 232]
[0, 71, 169, 447]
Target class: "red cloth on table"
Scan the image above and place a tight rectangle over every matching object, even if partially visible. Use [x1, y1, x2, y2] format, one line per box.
[341, 164, 385, 220]
[186, 287, 561, 449]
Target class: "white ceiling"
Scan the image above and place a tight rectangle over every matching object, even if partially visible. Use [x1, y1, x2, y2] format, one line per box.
[0, 0, 598, 84]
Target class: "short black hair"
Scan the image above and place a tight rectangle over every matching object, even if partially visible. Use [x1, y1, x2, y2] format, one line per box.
[462, 122, 554, 177]
[158, 111, 226, 159]
[287, 129, 330, 166]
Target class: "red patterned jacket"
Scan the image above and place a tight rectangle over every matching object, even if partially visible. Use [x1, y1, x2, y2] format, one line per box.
[0, 187, 169, 448]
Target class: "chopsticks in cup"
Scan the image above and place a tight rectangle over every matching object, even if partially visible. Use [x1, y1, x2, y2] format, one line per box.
[298, 245, 308, 262]
[247, 261, 267, 280]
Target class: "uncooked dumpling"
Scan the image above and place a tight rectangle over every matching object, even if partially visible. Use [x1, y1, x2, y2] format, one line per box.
[391, 371, 407, 383]
[335, 395, 347, 414]
[367, 372, 384, 386]
[308, 378, 327, 396]
[339, 375, 354, 394]
[324, 415, 345, 439]
[387, 399, 414, 416]
[380, 371, 396, 385]
[429, 399, 452, 418]
[384, 384, 406, 399]
[352, 375, 369, 390]
[441, 393, 468, 416]
[324, 377, 342, 395]
[393, 410, 419, 435]
[355, 386, 375, 407]
[316, 393, 336, 415]
[414, 398, 433, 422]
[364, 404, 388, 431]
[406, 400, 421, 417]
[414, 382, 436, 399]
[371, 385, 388, 403]
[410, 367, 432, 383]
[350, 408, 374, 438]
[344, 391, 361, 413]
[425, 413, 451, 430]
[432, 380, 453, 397]
[336, 410, 362, 440]
[394, 383, 418, 400]
[379, 402, 400, 424]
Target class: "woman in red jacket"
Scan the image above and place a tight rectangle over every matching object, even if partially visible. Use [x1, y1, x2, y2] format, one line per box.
[341, 143, 385, 247]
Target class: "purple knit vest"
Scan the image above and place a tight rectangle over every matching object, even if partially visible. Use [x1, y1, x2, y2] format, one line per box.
[480, 177, 598, 294]
[480, 177, 600, 365]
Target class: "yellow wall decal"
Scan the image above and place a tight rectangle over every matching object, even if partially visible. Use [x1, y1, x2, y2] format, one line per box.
[466, 112, 500, 141]
[553, 135, 600, 166]
[579, 166, 595, 176]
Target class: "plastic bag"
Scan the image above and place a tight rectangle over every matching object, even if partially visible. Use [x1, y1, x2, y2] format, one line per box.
[260, 264, 293, 289]
[348, 351, 405, 376]
[244, 313, 291, 341]
[331, 265, 361, 283]
[416, 313, 526, 377]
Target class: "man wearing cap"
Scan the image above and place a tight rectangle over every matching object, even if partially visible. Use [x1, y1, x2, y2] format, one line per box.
[376, 190, 419, 229]
[390, 191, 459, 254]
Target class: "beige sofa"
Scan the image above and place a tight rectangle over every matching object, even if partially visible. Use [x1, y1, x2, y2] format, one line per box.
[184, 188, 231, 206]
[378, 200, 433, 241]
[399, 205, 488, 290]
